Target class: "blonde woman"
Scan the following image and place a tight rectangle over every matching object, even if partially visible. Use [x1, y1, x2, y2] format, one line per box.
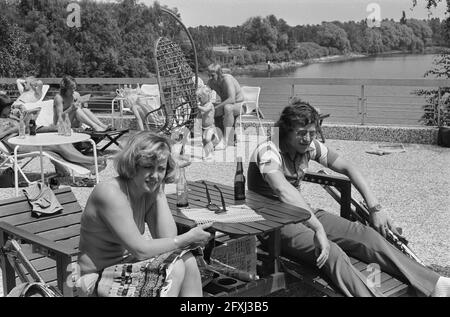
[76, 132, 212, 297]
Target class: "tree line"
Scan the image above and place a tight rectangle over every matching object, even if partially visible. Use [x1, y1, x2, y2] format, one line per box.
[0, 0, 449, 79]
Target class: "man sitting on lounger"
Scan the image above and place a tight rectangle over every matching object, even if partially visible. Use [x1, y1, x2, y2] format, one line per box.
[53, 76, 110, 132]
[247, 97, 450, 297]
[207, 63, 245, 149]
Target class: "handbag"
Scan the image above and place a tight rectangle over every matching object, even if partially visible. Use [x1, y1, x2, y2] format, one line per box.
[0, 167, 14, 188]
[23, 182, 63, 218]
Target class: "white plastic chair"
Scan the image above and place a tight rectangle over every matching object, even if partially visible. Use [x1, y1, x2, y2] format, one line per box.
[237, 86, 265, 142]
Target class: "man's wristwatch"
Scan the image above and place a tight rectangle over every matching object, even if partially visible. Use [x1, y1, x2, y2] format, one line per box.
[368, 204, 383, 213]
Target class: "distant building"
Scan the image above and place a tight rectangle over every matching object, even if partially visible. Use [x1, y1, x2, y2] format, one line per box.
[211, 45, 246, 53]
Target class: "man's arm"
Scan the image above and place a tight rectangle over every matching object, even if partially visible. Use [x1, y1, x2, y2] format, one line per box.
[263, 171, 330, 268]
[215, 77, 236, 110]
[328, 156, 398, 237]
[53, 95, 74, 125]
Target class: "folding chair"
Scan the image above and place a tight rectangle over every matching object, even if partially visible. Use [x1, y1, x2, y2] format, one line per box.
[82, 129, 129, 153]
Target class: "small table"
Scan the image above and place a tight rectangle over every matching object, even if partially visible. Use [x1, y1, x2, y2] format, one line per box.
[8, 132, 98, 196]
[167, 180, 311, 296]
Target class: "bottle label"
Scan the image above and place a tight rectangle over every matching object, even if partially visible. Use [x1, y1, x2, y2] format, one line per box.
[234, 182, 246, 200]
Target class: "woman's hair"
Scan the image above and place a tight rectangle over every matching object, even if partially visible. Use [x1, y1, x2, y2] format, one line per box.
[275, 97, 321, 139]
[23, 76, 43, 95]
[207, 63, 222, 75]
[0, 95, 13, 116]
[60, 76, 77, 96]
[114, 131, 177, 184]
[196, 86, 212, 101]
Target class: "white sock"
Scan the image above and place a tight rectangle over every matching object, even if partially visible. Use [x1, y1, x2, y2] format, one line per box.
[431, 276, 450, 297]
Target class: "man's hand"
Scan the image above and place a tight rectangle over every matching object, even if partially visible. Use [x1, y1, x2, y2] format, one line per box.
[313, 228, 330, 269]
[369, 209, 400, 238]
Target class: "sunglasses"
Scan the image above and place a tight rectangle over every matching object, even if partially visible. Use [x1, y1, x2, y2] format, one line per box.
[202, 181, 227, 214]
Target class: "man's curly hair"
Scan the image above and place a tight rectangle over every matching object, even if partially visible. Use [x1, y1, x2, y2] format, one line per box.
[274, 97, 321, 139]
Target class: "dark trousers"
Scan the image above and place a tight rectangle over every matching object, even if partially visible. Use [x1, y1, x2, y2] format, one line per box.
[281, 209, 439, 297]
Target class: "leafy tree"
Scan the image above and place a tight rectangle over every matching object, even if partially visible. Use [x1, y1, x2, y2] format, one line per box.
[362, 28, 384, 54]
[0, 15, 35, 77]
[316, 22, 351, 53]
[406, 19, 433, 46]
[412, 0, 450, 126]
[242, 16, 278, 52]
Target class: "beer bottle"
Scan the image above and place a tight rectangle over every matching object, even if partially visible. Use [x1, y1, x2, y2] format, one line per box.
[176, 167, 189, 208]
[29, 115, 37, 136]
[234, 156, 246, 200]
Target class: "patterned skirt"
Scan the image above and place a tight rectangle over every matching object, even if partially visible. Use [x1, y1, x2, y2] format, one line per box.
[96, 249, 198, 297]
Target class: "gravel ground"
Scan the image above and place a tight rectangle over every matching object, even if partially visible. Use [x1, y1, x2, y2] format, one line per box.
[0, 135, 448, 296]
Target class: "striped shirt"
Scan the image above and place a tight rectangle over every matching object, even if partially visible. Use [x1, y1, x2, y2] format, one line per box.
[247, 140, 339, 198]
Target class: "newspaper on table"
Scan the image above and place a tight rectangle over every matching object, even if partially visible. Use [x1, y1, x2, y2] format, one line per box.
[180, 204, 265, 225]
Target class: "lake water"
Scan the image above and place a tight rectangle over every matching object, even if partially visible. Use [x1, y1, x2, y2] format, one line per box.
[241, 53, 437, 79]
[229, 53, 440, 125]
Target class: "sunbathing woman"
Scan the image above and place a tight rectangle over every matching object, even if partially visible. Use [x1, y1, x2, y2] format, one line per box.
[9, 76, 45, 120]
[0, 94, 106, 175]
[15, 76, 44, 104]
[76, 132, 212, 297]
[53, 76, 110, 132]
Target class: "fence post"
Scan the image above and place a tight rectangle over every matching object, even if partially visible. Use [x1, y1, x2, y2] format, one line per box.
[437, 87, 442, 127]
[359, 85, 366, 125]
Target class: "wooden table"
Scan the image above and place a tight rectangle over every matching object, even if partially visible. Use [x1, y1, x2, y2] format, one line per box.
[166, 180, 311, 296]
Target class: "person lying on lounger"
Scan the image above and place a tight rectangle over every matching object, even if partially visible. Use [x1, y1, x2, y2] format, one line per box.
[0, 94, 107, 176]
[247, 97, 450, 297]
[9, 76, 45, 120]
[53, 76, 110, 132]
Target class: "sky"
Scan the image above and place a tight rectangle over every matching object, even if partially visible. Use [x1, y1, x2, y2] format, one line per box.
[140, 0, 448, 27]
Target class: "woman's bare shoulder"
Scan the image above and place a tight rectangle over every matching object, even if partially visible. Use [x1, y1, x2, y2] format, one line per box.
[91, 179, 124, 203]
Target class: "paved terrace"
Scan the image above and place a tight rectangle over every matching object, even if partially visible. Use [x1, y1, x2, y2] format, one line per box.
[0, 133, 449, 296]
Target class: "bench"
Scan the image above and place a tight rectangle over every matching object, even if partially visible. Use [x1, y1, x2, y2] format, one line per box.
[0, 187, 81, 296]
[0, 174, 415, 297]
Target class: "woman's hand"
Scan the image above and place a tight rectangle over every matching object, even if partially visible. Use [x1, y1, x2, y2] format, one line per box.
[313, 227, 330, 269]
[184, 223, 213, 248]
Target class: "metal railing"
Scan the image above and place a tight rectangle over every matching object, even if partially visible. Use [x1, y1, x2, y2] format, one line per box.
[235, 77, 450, 126]
[1, 77, 449, 126]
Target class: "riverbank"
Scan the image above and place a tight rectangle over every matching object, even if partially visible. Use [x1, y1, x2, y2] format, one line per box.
[220, 47, 449, 76]
[227, 53, 367, 75]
